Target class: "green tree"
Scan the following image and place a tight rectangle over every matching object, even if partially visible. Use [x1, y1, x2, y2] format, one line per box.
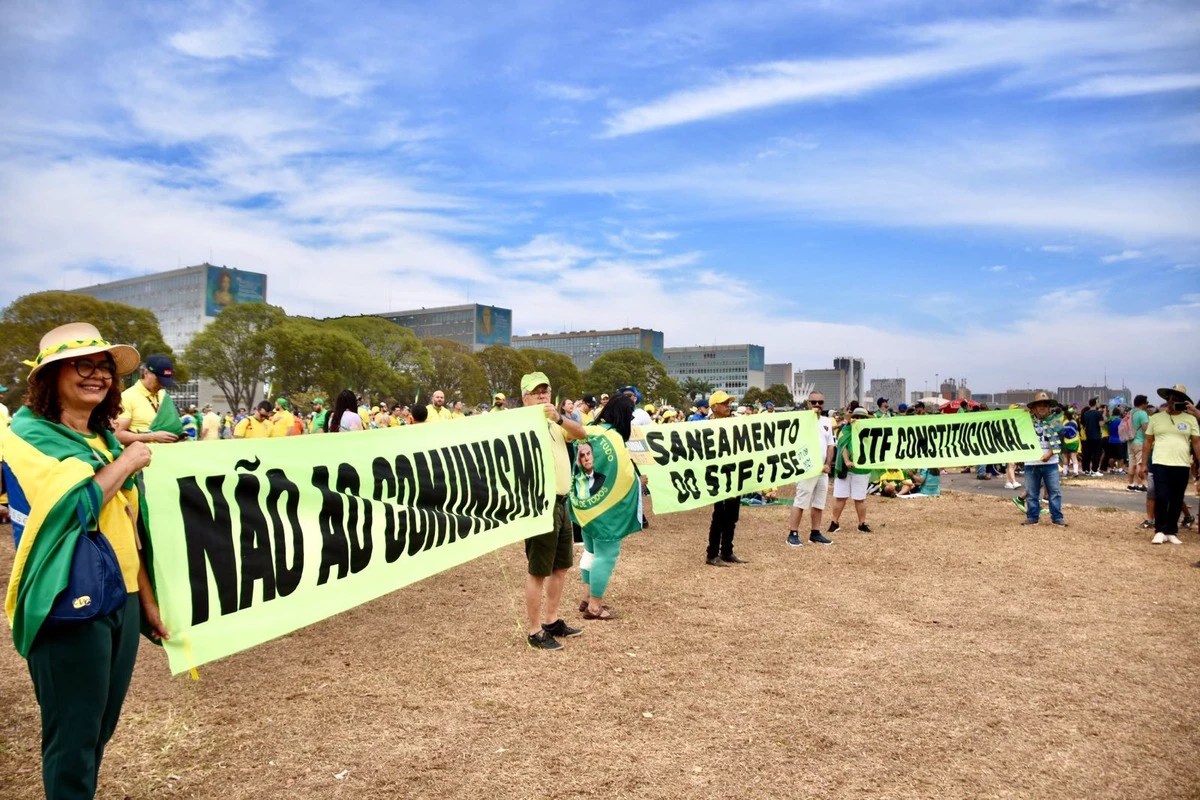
[476, 345, 534, 400]
[268, 318, 379, 401]
[763, 384, 796, 408]
[184, 303, 286, 412]
[0, 290, 182, 406]
[680, 376, 715, 401]
[325, 316, 432, 385]
[742, 387, 765, 406]
[584, 349, 676, 404]
[519, 349, 583, 400]
[421, 338, 488, 406]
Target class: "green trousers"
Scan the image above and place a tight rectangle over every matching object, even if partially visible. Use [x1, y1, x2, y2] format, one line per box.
[27, 593, 140, 800]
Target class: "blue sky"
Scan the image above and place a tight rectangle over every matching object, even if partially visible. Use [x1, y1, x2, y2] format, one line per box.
[2, 0, 1197, 396]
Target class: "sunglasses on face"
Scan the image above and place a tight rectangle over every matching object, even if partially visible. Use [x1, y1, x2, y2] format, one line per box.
[70, 358, 117, 379]
[810, 400, 824, 405]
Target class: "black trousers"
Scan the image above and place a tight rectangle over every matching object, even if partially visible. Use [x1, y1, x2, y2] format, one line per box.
[1081, 439, 1103, 473]
[1151, 464, 1191, 535]
[707, 497, 741, 559]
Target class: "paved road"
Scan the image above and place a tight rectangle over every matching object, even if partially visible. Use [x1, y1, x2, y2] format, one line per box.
[939, 470, 1149, 513]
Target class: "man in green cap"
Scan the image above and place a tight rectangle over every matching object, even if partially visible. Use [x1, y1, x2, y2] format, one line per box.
[309, 397, 328, 433]
[520, 371, 586, 650]
[270, 397, 296, 437]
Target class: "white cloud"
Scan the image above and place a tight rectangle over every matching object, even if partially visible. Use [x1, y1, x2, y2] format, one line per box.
[1053, 72, 1200, 99]
[493, 234, 595, 273]
[168, 4, 273, 60]
[602, 14, 1199, 137]
[536, 82, 603, 102]
[1100, 249, 1143, 263]
[1041, 244, 1076, 253]
[289, 59, 376, 101]
[982, 264, 1006, 272]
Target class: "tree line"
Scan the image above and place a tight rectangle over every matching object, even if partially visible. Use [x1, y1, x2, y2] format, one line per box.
[1, 292, 789, 413]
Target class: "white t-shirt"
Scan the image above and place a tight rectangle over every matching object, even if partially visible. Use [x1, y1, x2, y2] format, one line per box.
[632, 408, 653, 426]
[339, 410, 364, 432]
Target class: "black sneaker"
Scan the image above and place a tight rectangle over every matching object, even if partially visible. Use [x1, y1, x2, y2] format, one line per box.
[827, 521, 840, 533]
[542, 619, 582, 639]
[723, 553, 749, 564]
[705, 556, 729, 567]
[809, 531, 833, 545]
[527, 630, 563, 650]
[857, 523, 872, 533]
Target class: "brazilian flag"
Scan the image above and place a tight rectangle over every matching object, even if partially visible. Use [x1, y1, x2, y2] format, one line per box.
[569, 424, 642, 542]
[150, 392, 184, 436]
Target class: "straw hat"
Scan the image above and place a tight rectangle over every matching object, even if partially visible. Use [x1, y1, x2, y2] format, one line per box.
[1156, 384, 1192, 404]
[1026, 391, 1053, 408]
[23, 322, 140, 381]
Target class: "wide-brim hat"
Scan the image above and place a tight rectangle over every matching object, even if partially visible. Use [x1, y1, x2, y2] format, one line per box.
[1157, 384, 1192, 404]
[1026, 391, 1053, 408]
[24, 322, 140, 381]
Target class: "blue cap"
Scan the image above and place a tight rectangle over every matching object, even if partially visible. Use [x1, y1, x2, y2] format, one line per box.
[617, 385, 642, 403]
[144, 354, 176, 388]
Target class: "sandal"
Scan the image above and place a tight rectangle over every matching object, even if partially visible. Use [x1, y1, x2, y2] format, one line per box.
[583, 605, 617, 620]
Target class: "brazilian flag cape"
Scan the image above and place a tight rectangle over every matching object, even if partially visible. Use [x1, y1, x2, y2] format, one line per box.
[569, 424, 642, 542]
[3, 407, 153, 657]
[150, 391, 184, 436]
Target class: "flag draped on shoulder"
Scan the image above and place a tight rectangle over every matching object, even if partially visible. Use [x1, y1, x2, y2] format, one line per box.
[569, 424, 642, 542]
[150, 391, 184, 436]
[3, 407, 126, 656]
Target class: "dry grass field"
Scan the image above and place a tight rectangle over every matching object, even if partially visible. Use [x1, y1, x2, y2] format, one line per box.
[2, 488, 1198, 799]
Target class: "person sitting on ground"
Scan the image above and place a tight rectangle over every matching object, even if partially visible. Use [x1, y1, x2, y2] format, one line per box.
[897, 468, 941, 496]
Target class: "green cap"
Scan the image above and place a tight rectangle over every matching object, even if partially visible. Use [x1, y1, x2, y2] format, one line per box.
[311, 397, 325, 405]
[275, 397, 289, 409]
[520, 371, 550, 395]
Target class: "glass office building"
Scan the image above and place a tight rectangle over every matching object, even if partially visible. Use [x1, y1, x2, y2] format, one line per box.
[376, 304, 512, 352]
[664, 344, 765, 400]
[512, 328, 664, 371]
[72, 263, 268, 410]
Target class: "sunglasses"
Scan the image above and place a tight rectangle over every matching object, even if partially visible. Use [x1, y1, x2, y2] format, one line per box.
[810, 399, 825, 405]
[69, 358, 117, 379]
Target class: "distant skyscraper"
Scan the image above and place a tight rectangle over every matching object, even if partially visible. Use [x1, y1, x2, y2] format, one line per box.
[764, 362, 794, 398]
[664, 344, 765, 400]
[512, 327, 664, 371]
[73, 262, 269, 409]
[833, 356, 865, 404]
[869, 377, 907, 406]
[374, 303, 512, 352]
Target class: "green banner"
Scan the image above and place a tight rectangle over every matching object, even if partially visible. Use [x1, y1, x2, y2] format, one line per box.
[848, 409, 1042, 470]
[142, 406, 555, 674]
[628, 411, 823, 513]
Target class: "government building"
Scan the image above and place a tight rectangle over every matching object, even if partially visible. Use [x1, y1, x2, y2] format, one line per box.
[512, 327, 664, 371]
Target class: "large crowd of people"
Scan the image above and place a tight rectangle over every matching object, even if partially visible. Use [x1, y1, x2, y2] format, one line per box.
[0, 320, 1198, 798]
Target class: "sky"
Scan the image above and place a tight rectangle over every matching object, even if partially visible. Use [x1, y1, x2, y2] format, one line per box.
[1, 0, 1197, 397]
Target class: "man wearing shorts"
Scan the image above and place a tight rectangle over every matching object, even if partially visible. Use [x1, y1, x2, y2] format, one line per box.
[828, 407, 873, 533]
[521, 371, 587, 650]
[787, 391, 836, 546]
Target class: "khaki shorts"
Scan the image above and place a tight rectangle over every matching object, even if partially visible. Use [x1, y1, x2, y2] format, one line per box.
[793, 474, 829, 511]
[1128, 442, 1144, 469]
[525, 496, 573, 576]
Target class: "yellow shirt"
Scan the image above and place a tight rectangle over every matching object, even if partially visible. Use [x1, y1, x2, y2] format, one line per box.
[119, 381, 164, 433]
[82, 435, 140, 592]
[1147, 411, 1199, 467]
[234, 416, 272, 439]
[270, 410, 296, 437]
[426, 405, 452, 422]
[547, 419, 584, 496]
[200, 412, 221, 441]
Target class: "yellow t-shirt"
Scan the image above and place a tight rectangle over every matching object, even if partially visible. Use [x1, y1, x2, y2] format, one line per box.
[82, 436, 140, 592]
[1147, 411, 1199, 467]
[119, 381, 164, 433]
[234, 416, 271, 439]
[270, 410, 295, 437]
[547, 420, 584, 496]
[426, 405, 452, 422]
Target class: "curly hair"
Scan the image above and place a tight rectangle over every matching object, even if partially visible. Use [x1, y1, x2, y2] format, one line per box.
[23, 360, 123, 433]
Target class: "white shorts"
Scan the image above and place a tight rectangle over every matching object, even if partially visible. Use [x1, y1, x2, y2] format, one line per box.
[833, 472, 869, 501]
[792, 474, 829, 511]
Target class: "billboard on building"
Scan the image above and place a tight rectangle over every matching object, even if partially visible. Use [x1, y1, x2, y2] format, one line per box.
[475, 305, 512, 346]
[206, 266, 268, 317]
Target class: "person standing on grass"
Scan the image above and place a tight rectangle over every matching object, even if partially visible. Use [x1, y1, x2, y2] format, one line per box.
[1128, 395, 1150, 492]
[1145, 385, 1200, 545]
[520, 371, 587, 650]
[827, 407, 872, 535]
[786, 391, 836, 547]
[704, 391, 748, 566]
[1080, 397, 1105, 476]
[1020, 392, 1066, 528]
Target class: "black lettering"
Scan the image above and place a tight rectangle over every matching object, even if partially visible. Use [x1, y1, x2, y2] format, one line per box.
[178, 475, 238, 626]
[265, 468, 304, 598]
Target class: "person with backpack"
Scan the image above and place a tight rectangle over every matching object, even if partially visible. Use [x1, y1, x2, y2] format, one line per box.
[1127, 395, 1151, 492]
[1106, 405, 1128, 474]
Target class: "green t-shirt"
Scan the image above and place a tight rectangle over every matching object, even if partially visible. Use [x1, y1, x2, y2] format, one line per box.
[1131, 408, 1150, 445]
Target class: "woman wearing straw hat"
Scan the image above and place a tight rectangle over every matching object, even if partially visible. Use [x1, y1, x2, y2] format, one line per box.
[4, 322, 170, 798]
[1144, 384, 1200, 544]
